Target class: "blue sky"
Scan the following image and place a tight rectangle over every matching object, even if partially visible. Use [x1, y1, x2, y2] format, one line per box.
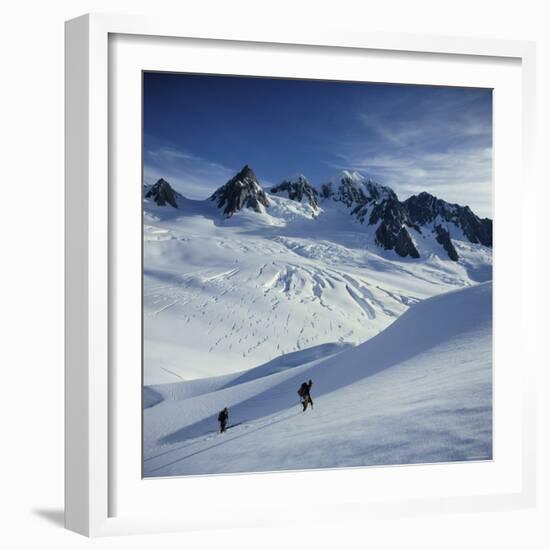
[144, 73, 493, 217]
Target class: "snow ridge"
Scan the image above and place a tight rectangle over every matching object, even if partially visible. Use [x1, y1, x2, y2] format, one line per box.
[143, 282, 492, 476]
[148, 165, 492, 261]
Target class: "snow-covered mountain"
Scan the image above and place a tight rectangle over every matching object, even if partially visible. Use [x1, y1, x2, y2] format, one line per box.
[143, 165, 492, 385]
[320, 169, 397, 205]
[270, 174, 319, 211]
[144, 178, 181, 208]
[209, 164, 269, 217]
[143, 281, 492, 476]
[148, 167, 492, 261]
[405, 192, 493, 246]
[316, 170, 493, 261]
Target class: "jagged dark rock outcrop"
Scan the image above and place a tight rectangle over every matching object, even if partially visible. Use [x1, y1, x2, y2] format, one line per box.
[321, 170, 396, 207]
[210, 165, 270, 217]
[319, 171, 425, 258]
[148, 163, 491, 261]
[434, 225, 459, 262]
[329, 176, 491, 261]
[270, 175, 319, 210]
[145, 178, 179, 208]
[366, 198, 421, 259]
[405, 192, 492, 247]
[375, 223, 420, 259]
[395, 227, 421, 258]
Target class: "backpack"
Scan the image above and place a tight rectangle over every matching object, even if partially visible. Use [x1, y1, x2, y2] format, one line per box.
[297, 384, 307, 398]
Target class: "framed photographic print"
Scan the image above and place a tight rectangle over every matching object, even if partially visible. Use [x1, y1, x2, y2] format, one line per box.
[142, 72, 494, 478]
[65, 13, 537, 536]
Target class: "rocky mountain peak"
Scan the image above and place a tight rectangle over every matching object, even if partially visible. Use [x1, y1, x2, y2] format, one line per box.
[405, 193, 492, 247]
[234, 164, 257, 182]
[349, 181, 492, 261]
[145, 178, 180, 208]
[321, 170, 397, 207]
[270, 174, 319, 210]
[210, 165, 270, 217]
[145, 165, 492, 263]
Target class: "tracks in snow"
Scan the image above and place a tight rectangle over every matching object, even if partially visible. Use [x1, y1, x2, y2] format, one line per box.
[143, 234, 422, 379]
[144, 409, 303, 476]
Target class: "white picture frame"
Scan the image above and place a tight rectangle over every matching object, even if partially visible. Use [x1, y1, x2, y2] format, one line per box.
[65, 13, 537, 537]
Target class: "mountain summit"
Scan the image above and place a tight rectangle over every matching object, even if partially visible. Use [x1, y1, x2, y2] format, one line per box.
[146, 166, 492, 262]
[270, 174, 319, 210]
[210, 165, 270, 217]
[404, 192, 492, 247]
[320, 171, 397, 206]
[320, 174, 493, 261]
[145, 178, 180, 208]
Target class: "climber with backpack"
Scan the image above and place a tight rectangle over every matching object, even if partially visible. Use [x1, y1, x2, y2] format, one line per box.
[297, 380, 314, 412]
[218, 407, 229, 433]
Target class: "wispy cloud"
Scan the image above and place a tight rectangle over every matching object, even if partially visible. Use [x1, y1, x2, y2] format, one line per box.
[332, 92, 493, 218]
[143, 77, 492, 216]
[143, 147, 236, 199]
[332, 147, 492, 217]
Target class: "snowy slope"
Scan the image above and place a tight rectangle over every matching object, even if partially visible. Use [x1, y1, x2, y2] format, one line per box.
[143, 282, 492, 476]
[144, 183, 492, 384]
